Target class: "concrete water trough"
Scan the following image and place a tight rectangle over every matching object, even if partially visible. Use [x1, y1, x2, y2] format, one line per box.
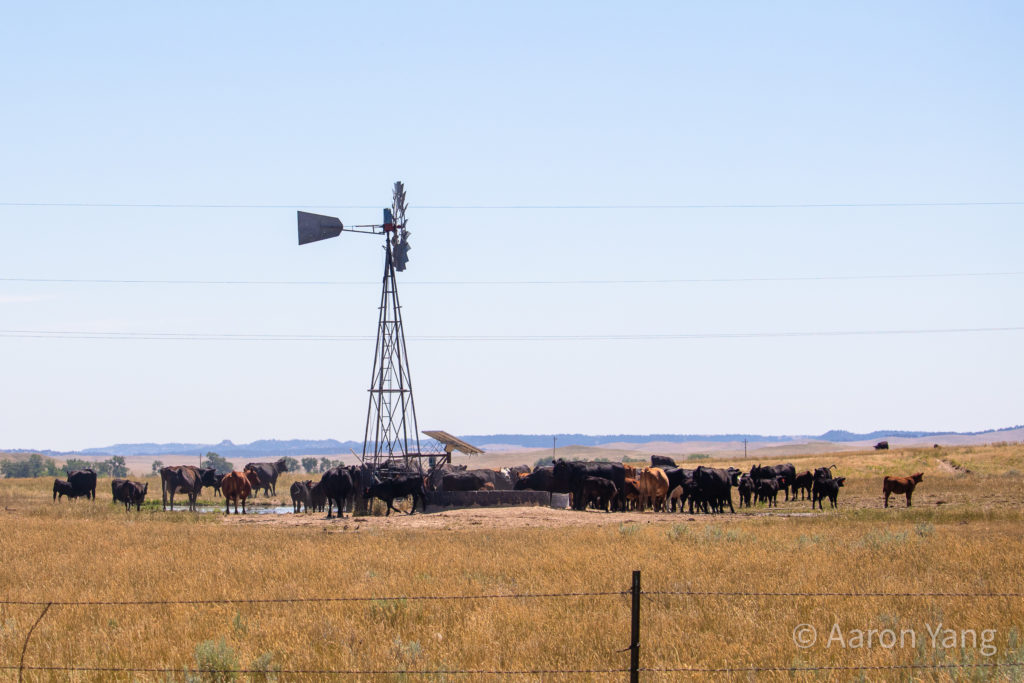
[426, 490, 553, 511]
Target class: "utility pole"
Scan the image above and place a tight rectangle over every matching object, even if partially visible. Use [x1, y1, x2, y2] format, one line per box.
[744, 439, 748, 459]
[553, 436, 557, 461]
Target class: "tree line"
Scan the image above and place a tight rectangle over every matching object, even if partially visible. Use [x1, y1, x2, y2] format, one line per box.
[2, 451, 348, 479]
[1, 453, 129, 478]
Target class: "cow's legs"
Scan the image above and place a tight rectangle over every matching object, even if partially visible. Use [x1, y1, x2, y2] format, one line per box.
[884, 492, 890, 508]
[906, 492, 912, 507]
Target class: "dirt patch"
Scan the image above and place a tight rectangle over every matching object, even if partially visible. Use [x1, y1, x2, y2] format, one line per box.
[223, 505, 720, 531]
[936, 458, 972, 475]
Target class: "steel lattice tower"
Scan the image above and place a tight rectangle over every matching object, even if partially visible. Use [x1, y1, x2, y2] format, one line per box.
[296, 181, 423, 476]
[363, 194, 422, 472]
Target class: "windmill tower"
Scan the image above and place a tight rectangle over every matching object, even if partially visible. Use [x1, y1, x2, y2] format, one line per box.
[297, 182, 424, 476]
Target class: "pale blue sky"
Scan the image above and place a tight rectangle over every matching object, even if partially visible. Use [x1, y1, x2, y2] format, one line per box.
[1, 2, 1022, 450]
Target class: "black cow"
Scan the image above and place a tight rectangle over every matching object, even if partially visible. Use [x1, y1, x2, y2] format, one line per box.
[441, 471, 490, 491]
[290, 480, 312, 513]
[552, 459, 627, 511]
[200, 469, 224, 497]
[875, 441, 889, 450]
[469, 469, 513, 490]
[309, 481, 327, 512]
[513, 467, 566, 493]
[755, 477, 780, 507]
[662, 468, 694, 512]
[814, 465, 836, 481]
[693, 466, 736, 513]
[56, 469, 97, 501]
[52, 479, 77, 501]
[650, 455, 677, 469]
[813, 476, 846, 509]
[426, 463, 467, 491]
[317, 467, 353, 519]
[160, 465, 205, 511]
[111, 478, 128, 501]
[581, 476, 617, 512]
[365, 475, 427, 516]
[791, 471, 813, 500]
[243, 458, 289, 497]
[738, 474, 754, 508]
[112, 480, 148, 511]
[750, 463, 797, 501]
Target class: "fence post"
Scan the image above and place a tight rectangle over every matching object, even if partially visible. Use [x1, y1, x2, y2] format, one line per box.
[630, 570, 641, 683]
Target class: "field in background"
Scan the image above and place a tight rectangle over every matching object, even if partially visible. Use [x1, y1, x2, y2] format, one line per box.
[1, 443, 1023, 680]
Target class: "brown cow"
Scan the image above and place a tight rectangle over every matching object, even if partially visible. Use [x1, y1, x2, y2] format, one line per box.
[638, 467, 670, 512]
[222, 470, 254, 514]
[883, 472, 923, 508]
[622, 477, 641, 510]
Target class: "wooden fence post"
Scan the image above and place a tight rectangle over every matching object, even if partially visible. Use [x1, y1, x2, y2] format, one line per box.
[630, 570, 641, 682]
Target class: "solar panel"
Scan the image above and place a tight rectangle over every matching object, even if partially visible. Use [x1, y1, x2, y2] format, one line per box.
[422, 431, 485, 455]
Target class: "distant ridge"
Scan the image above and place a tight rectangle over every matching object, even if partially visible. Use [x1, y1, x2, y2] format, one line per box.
[3, 426, 1020, 458]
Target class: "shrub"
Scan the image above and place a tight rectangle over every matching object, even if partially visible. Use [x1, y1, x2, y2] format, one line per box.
[190, 639, 238, 683]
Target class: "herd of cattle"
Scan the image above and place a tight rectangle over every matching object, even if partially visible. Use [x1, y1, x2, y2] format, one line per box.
[48, 455, 927, 515]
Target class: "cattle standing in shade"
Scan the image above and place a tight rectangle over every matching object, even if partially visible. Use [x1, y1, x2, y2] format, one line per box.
[291, 480, 312, 513]
[221, 471, 254, 514]
[883, 472, 923, 508]
[159, 465, 205, 511]
[243, 458, 289, 497]
[812, 476, 845, 509]
[112, 479, 148, 511]
[365, 475, 427, 516]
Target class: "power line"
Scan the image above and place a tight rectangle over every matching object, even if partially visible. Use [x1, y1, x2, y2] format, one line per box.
[0, 200, 1022, 209]
[0, 326, 1021, 342]
[2, 271, 1022, 286]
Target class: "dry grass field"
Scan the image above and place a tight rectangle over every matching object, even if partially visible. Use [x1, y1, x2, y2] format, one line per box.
[1, 444, 1023, 681]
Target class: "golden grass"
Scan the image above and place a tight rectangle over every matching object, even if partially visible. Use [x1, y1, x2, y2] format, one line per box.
[0, 445, 1023, 681]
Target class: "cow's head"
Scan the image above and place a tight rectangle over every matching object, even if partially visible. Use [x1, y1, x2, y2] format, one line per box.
[142, 482, 149, 495]
[727, 467, 741, 486]
[244, 470, 260, 488]
[835, 477, 846, 487]
[911, 472, 924, 483]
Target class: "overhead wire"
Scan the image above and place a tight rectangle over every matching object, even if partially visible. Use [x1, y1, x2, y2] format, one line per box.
[1, 271, 1022, 286]
[0, 200, 1022, 209]
[0, 326, 1022, 342]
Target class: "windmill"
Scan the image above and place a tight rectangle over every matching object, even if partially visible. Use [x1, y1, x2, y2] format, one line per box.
[297, 182, 424, 476]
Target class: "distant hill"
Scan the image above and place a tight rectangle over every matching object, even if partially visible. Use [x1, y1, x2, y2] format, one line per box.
[3, 426, 1020, 459]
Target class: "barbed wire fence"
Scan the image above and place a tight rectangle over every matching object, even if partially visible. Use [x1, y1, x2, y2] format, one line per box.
[2, 572, 1023, 681]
